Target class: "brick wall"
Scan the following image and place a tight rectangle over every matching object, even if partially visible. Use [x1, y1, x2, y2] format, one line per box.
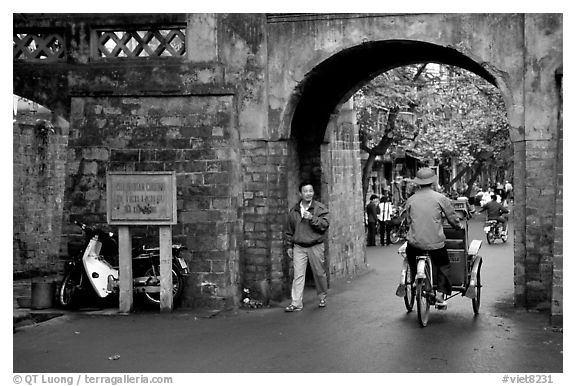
[524, 140, 557, 309]
[13, 112, 68, 277]
[65, 95, 241, 308]
[240, 140, 289, 301]
[322, 102, 367, 278]
[551, 70, 563, 325]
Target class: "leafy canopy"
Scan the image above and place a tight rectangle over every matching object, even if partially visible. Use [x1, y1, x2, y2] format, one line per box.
[355, 64, 510, 168]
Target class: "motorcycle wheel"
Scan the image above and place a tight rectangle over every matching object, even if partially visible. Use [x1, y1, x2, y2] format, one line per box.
[58, 271, 80, 309]
[389, 230, 401, 244]
[142, 265, 184, 306]
[486, 231, 495, 244]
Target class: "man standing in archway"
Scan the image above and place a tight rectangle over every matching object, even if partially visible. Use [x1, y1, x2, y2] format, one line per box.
[285, 182, 330, 312]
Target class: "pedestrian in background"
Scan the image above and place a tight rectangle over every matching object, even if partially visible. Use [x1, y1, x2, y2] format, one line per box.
[378, 195, 393, 246]
[366, 194, 380, 247]
[504, 180, 513, 205]
[285, 182, 330, 312]
[392, 176, 404, 206]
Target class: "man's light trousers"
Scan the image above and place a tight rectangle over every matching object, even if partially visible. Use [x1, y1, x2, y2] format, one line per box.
[290, 243, 328, 308]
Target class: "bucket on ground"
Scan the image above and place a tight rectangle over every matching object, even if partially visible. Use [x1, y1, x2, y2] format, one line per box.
[31, 278, 56, 309]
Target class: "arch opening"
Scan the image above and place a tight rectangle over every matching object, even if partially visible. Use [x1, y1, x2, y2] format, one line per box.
[286, 39, 513, 289]
[291, 40, 497, 145]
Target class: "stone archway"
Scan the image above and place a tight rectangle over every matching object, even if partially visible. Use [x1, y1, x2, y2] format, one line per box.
[283, 39, 520, 298]
[13, 13, 562, 316]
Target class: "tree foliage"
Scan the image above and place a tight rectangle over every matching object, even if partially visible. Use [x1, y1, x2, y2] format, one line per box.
[355, 63, 511, 196]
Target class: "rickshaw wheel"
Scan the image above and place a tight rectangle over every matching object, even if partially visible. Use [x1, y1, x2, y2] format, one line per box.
[403, 266, 415, 312]
[472, 263, 482, 314]
[416, 279, 430, 327]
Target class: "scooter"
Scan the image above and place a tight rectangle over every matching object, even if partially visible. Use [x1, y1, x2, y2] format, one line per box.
[484, 219, 508, 244]
[389, 206, 408, 244]
[58, 221, 189, 309]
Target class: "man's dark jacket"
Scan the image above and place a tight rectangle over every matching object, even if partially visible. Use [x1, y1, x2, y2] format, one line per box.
[479, 200, 509, 219]
[286, 200, 329, 248]
[366, 201, 379, 223]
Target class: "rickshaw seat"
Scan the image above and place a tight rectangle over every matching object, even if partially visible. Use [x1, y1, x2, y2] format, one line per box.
[445, 239, 465, 250]
[443, 227, 466, 241]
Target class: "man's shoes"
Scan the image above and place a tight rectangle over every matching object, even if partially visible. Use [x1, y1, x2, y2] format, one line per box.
[319, 299, 327, 308]
[436, 302, 448, 310]
[435, 293, 447, 310]
[284, 304, 302, 312]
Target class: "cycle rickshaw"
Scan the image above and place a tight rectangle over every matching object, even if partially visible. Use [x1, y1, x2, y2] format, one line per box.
[396, 201, 483, 327]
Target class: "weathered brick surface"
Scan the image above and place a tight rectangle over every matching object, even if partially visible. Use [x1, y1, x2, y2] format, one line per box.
[239, 140, 289, 301]
[13, 112, 68, 277]
[65, 95, 241, 308]
[322, 102, 367, 279]
[551, 72, 563, 325]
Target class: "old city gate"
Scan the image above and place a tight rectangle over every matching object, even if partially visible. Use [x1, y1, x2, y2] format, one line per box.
[13, 14, 562, 323]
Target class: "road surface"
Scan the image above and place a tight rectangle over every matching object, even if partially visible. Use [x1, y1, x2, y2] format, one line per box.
[12, 213, 562, 374]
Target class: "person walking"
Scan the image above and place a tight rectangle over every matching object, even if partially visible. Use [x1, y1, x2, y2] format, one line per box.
[504, 180, 513, 205]
[398, 167, 463, 309]
[392, 176, 404, 206]
[378, 195, 393, 246]
[366, 194, 380, 247]
[285, 182, 330, 312]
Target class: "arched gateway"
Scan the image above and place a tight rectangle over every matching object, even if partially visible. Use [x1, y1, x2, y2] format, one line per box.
[13, 14, 562, 323]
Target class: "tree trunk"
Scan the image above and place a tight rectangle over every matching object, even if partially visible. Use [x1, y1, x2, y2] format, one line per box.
[464, 162, 483, 196]
[362, 152, 377, 208]
[444, 164, 471, 192]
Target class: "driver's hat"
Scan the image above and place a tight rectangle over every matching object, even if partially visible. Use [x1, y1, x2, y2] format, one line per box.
[412, 167, 437, 185]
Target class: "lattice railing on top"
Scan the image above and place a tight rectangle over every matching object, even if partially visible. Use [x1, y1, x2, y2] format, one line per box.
[93, 27, 186, 58]
[14, 31, 66, 62]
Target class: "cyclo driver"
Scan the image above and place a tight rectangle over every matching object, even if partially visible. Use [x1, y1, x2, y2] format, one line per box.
[400, 167, 463, 309]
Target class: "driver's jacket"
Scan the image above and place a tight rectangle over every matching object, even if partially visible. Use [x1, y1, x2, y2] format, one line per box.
[405, 188, 461, 250]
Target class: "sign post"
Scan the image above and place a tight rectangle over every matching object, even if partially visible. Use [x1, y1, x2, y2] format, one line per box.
[118, 226, 133, 313]
[107, 171, 177, 313]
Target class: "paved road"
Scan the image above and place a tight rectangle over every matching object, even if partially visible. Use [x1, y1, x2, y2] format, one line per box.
[12, 214, 562, 374]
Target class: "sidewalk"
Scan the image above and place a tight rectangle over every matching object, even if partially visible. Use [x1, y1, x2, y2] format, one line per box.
[13, 276, 69, 330]
[12, 274, 338, 330]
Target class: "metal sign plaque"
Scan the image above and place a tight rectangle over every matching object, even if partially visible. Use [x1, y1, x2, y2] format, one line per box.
[107, 171, 177, 225]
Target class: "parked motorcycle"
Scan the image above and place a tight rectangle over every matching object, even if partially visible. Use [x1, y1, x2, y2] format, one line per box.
[389, 206, 408, 244]
[58, 221, 189, 309]
[484, 219, 508, 244]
